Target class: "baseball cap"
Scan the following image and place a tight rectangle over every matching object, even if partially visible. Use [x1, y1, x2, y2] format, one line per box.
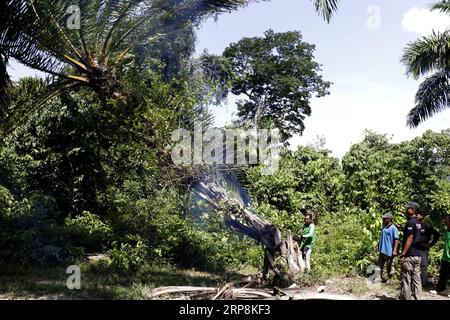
[405, 202, 421, 212]
[382, 212, 393, 220]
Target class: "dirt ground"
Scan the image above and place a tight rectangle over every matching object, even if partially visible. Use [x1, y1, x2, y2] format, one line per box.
[144, 274, 450, 300]
[0, 272, 448, 300]
[294, 276, 450, 300]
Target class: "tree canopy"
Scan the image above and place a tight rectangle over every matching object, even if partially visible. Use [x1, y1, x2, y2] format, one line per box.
[223, 29, 331, 140]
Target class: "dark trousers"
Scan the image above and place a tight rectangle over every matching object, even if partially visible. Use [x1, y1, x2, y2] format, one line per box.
[437, 260, 450, 292]
[420, 249, 429, 286]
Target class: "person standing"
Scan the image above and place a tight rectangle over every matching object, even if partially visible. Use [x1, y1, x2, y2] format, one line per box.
[297, 211, 316, 273]
[399, 202, 424, 300]
[415, 208, 440, 287]
[377, 212, 400, 284]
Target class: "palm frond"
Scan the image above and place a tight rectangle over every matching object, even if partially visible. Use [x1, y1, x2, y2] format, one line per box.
[312, 0, 340, 23]
[1, 77, 79, 136]
[431, 0, 450, 14]
[401, 30, 450, 79]
[0, 1, 62, 110]
[0, 64, 10, 123]
[191, 174, 268, 243]
[100, 0, 143, 64]
[407, 70, 450, 128]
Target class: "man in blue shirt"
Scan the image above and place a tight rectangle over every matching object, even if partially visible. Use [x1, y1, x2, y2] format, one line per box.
[377, 212, 400, 284]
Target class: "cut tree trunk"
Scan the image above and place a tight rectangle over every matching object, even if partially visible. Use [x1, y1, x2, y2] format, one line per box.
[191, 178, 302, 285]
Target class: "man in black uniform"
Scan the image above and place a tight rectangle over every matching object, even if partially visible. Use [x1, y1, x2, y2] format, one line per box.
[415, 208, 440, 287]
[399, 202, 424, 300]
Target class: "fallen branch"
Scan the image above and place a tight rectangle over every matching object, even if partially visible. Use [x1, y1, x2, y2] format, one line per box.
[232, 289, 273, 299]
[146, 286, 217, 299]
[145, 285, 356, 300]
[146, 286, 275, 300]
[273, 287, 293, 299]
[212, 282, 234, 300]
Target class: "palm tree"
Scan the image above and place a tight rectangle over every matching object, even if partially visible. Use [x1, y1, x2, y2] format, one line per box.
[401, 0, 450, 128]
[0, 0, 340, 134]
[0, 0, 256, 132]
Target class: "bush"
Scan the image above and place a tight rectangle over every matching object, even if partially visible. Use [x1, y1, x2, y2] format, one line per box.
[0, 186, 14, 216]
[313, 211, 374, 278]
[167, 221, 259, 272]
[64, 211, 113, 252]
[108, 240, 149, 274]
[0, 191, 69, 266]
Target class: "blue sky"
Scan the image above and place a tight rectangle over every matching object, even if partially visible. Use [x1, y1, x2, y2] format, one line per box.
[195, 0, 450, 158]
[7, 0, 450, 159]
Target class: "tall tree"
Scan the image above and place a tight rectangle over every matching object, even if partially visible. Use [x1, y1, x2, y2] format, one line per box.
[223, 29, 331, 140]
[401, 0, 450, 128]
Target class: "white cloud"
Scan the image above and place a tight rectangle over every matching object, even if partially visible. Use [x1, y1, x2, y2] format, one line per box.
[401, 7, 450, 36]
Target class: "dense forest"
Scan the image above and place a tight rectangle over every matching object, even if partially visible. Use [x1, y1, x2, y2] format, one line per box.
[0, 0, 449, 299]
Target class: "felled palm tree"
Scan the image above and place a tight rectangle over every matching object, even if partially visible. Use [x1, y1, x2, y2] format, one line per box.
[0, 0, 340, 134]
[401, 0, 450, 128]
[191, 172, 302, 284]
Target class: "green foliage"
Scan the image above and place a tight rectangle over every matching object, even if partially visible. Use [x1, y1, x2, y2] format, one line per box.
[64, 211, 113, 252]
[0, 190, 67, 265]
[223, 29, 331, 140]
[313, 211, 374, 277]
[0, 1, 448, 285]
[179, 226, 259, 271]
[246, 146, 344, 221]
[108, 241, 149, 274]
[0, 71, 197, 268]
[0, 185, 14, 216]
[342, 131, 413, 213]
[343, 130, 450, 225]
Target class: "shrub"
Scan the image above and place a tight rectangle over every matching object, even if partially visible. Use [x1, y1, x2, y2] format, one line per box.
[313, 211, 374, 277]
[64, 211, 113, 252]
[108, 240, 149, 274]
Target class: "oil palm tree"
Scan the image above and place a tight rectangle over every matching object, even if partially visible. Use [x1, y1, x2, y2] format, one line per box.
[0, 0, 340, 135]
[0, 0, 256, 134]
[401, 0, 450, 128]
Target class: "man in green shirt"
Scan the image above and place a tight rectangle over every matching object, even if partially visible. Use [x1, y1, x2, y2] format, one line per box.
[296, 211, 316, 273]
[435, 214, 450, 294]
